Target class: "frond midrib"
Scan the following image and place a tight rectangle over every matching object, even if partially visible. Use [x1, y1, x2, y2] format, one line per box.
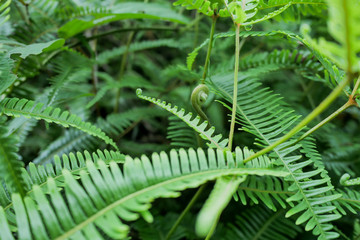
[55, 167, 287, 240]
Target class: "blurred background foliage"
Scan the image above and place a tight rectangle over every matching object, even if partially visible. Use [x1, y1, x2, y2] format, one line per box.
[0, 0, 360, 239]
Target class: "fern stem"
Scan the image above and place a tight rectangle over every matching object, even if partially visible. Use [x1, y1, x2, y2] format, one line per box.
[296, 99, 355, 143]
[165, 184, 206, 240]
[351, 75, 360, 98]
[201, 14, 218, 84]
[114, 31, 135, 113]
[244, 74, 353, 163]
[228, 24, 241, 151]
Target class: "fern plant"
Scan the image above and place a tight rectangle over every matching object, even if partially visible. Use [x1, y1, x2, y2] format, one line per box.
[1, 0, 360, 239]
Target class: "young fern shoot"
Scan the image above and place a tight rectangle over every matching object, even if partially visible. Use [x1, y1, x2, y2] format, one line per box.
[191, 11, 218, 122]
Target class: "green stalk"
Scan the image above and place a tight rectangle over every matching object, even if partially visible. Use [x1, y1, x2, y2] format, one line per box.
[351, 75, 360, 98]
[244, 74, 353, 163]
[114, 31, 135, 113]
[296, 100, 354, 143]
[201, 15, 218, 84]
[191, 13, 217, 123]
[228, 24, 241, 151]
[165, 185, 206, 240]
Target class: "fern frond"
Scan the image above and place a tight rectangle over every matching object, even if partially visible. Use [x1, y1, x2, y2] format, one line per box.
[7, 39, 65, 59]
[167, 115, 198, 148]
[58, 2, 190, 39]
[209, 74, 342, 239]
[225, 206, 302, 240]
[0, 0, 11, 26]
[97, 39, 185, 65]
[33, 107, 166, 165]
[322, 143, 360, 176]
[47, 52, 92, 106]
[0, 147, 288, 239]
[0, 98, 118, 150]
[6, 117, 37, 147]
[333, 188, 360, 215]
[240, 49, 322, 73]
[0, 124, 26, 197]
[187, 30, 315, 71]
[257, 0, 326, 21]
[1, 149, 124, 211]
[33, 129, 98, 165]
[235, 175, 293, 211]
[173, 0, 218, 16]
[136, 89, 228, 150]
[0, 53, 16, 98]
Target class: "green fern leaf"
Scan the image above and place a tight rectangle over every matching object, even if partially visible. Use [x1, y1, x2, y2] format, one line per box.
[334, 188, 360, 215]
[1, 149, 124, 212]
[97, 39, 186, 65]
[0, 0, 11, 26]
[235, 175, 293, 210]
[136, 89, 228, 150]
[0, 147, 288, 239]
[0, 53, 16, 97]
[167, 115, 198, 148]
[257, 0, 326, 22]
[0, 124, 26, 197]
[225, 206, 302, 240]
[0, 98, 118, 150]
[58, 2, 190, 39]
[7, 39, 65, 59]
[173, 0, 218, 16]
[209, 73, 342, 239]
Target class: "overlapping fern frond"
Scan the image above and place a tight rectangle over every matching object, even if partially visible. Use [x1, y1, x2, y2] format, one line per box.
[167, 115, 198, 148]
[225, 206, 302, 240]
[0, 98, 118, 149]
[0, 147, 288, 239]
[235, 175, 293, 210]
[173, 0, 219, 16]
[334, 188, 360, 215]
[0, 123, 26, 197]
[209, 73, 341, 239]
[1, 149, 124, 212]
[0, 0, 11, 26]
[0, 53, 16, 98]
[136, 89, 228, 150]
[257, 0, 326, 21]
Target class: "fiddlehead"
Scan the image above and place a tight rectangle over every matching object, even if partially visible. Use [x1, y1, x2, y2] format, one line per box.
[191, 84, 210, 122]
[340, 173, 360, 186]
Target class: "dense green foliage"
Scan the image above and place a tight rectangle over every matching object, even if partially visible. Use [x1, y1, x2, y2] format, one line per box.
[0, 0, 360, 239]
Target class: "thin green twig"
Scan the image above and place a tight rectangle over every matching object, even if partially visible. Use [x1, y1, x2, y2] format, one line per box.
[244, 73, 353, 163]
[296, 100, 354, 143]
[165, 185, 206, 240]
[228, 24, 241, 151]
[201, 14, 218, 83]
[114, 31, 135, 113]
